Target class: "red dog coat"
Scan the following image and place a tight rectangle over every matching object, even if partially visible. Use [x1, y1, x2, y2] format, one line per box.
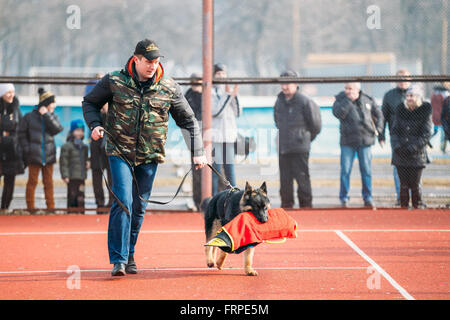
[205, 208, 298, 254]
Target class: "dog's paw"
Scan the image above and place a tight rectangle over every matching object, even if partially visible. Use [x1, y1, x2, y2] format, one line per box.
[216, 260, 225, 270]
[245, 267, 258, 276]
[206, 261, 215, 268]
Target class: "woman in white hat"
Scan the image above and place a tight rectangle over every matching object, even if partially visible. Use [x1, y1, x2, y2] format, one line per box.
[0, 83, 24, 209]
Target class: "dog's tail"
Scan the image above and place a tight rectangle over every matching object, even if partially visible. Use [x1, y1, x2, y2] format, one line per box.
[200, 197, 212, 214]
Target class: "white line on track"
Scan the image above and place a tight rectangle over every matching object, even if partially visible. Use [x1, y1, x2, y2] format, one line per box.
[335, 230, 415, 300]
[0, 266, 368, 275]
[1, 229, 450, 236]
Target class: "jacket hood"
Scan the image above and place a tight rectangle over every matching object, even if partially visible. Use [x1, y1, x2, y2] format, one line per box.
[125, 56, 164, 84]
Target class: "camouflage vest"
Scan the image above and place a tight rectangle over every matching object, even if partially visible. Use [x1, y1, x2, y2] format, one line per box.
[105, 68, 177, 165]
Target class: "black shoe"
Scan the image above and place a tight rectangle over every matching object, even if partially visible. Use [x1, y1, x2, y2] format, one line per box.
[414, 202, 427, 209]
[125, 256, 137, 274]
[111, 263, 126, 276]
[364, 200, 375, 208]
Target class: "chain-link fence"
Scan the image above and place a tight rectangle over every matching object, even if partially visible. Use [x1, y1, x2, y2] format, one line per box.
[0, 0, 449, 212]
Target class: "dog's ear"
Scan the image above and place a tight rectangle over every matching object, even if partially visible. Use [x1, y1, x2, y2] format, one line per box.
[244, 181, 253, 194]
[259, 182, 267, 194]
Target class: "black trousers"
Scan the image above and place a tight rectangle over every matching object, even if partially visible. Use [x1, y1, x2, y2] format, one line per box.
[0, 174, 15, 209]
[92, 167, 113, 207]
[67, 179, 85, 209]
[191, 163, 202, 210]
[395, 166, 424, 208]
[279, 152, 312, 208]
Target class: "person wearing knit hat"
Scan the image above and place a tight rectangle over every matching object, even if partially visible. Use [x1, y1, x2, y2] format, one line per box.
[406, 85, 424, 100]
[70, 118, 85, 133]
[0, 83, 25, 209]
[60, 119, 89, 212]
[390, 84, 433, 209]
[18, 87, 63, 211]
[0, 83, 15, 99]
[38, 88, 55, 107]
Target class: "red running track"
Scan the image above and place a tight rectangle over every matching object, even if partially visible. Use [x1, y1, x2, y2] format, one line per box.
[0, 208, 449, 300]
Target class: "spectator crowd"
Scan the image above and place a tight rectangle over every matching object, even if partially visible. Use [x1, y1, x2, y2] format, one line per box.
[0, 72, 449, 212]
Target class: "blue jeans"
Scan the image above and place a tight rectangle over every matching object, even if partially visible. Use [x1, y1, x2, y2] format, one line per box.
[107, 156, 158, 264]
[212, 142, 236, 195]
[339, 145, 372, 203]
[393, 165, 400, 201]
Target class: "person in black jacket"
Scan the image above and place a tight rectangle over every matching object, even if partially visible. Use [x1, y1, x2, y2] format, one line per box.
[89, 103, 113, 210]
[18, 88, 63, 211]
[0, 83, 24, 209]
[442, 95, 450, 145]
[274, 70, 322, 208]
[332, 82, 383, 208]
[184, 73, 203, 210]
[391, 85, 432, 209]
[379, 69, 411, 205]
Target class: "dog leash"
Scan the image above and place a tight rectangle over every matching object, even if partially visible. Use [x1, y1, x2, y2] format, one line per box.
[99, 128, 234, 213]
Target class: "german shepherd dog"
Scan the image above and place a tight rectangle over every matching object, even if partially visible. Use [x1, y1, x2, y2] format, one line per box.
[202, 182, 270, 276]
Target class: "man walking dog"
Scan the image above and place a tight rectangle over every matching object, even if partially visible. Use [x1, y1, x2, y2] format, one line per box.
[82, 39, 207, 276]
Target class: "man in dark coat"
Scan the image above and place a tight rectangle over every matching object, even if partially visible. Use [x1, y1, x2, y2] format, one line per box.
[89, 103, 113, 210]
[274, 70, 322, 208]
[379, 69, 411, 205]
[0, 83, 24, 209]
[332, 82, 383, 208]
[18, 88, 63, 210]
[442, 95, 450, 144]
[184, 73, 203, 210]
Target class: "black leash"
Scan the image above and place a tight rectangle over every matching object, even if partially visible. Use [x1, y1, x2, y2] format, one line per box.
[98, 128, 234, 214]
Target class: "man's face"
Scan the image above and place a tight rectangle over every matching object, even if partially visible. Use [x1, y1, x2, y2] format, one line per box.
[281, 83, 298, 98]
[344, 83, 360, 101]
[1, 90, 15, 104]
[191, 83, 202, 93]
[396, 71, 411, 90]
[101, 103, 108, 114]
[135, 56, 160, 80]
[214, 70, 227, 78]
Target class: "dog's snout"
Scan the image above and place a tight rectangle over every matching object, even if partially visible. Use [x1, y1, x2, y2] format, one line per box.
[259, 209, 269, 223]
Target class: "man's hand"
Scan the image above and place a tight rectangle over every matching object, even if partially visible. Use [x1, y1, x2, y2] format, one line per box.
[226, 84, 239, 97]
[193, 155, 208, 170]
[91, 126, 104, 141]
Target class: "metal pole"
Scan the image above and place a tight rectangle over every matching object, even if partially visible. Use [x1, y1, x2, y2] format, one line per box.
[201, 0, 213, 200]
[1, 75, 449, 86]
[442, 0, 448, 75]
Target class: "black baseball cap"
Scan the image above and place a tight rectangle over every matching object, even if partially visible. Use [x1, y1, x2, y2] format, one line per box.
[134, 39, 164, 61]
